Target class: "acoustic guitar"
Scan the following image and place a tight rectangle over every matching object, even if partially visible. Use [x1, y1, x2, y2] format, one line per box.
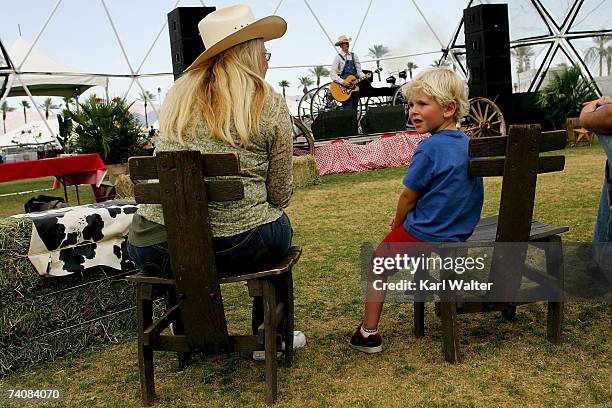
[330, 72, 374, 102]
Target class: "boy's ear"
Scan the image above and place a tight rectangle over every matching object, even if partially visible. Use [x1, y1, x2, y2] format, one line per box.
[443, 100, 457, 119]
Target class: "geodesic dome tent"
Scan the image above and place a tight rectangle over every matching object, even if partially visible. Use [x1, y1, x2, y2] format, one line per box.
[0, 0, 610, 123]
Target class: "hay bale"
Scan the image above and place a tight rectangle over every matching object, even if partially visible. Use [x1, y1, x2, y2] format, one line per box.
[293, 154, 320, 188]
[115, 174, 134, 198]
[0, 217, 141, 375]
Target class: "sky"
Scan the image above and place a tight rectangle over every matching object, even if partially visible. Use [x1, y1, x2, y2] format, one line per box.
[1, 0, 610, 112]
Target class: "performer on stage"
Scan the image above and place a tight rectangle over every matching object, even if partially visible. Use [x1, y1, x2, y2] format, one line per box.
[330, 35, 367, 110]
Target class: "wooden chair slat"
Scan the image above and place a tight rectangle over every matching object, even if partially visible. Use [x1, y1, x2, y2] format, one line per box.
[157, 151, 231, 353]
[230, 335, 282, 352]
[202, 152, 241, 177]
[468, 130, 567, 158]
[133, 183, 161, 204]
[468, 155, 565, 177]
[152, 335, 190, 352]
[134, 179, 244, 204]
[129, 156, 158, 182]
[126, 273, 175, 286]
[143, 305, 180, 341]
[206, 180, 245, 202]
[129, 153, 241, 181]
[219, 246, 303, 284]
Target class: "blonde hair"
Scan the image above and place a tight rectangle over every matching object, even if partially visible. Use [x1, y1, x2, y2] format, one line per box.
[159, 39, 270, 146]
[403, 68, 469, 124]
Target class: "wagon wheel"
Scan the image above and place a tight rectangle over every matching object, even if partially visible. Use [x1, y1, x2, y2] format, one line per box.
[292, 116, 315, 155]
[297, 88, 317, 129]
[392, 83, 409, 107]
[364, 95, 393, 112]
[310, 82, 340, 121]
[463, 97, 506, 138]
[310, 82, 362, 122]
[391, 83, 414, 131]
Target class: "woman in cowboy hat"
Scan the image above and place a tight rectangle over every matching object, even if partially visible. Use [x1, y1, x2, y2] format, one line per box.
[330, 35, 368, 110]
[127, 4, 305, 350]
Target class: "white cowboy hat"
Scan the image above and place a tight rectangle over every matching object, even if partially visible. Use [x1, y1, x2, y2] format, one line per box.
[334, 35, 352, 46]
[186, 4, 287, 71]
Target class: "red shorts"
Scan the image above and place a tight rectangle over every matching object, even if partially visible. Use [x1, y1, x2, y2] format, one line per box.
[380, 224, 423, 244]
[373, 225, 430, 277]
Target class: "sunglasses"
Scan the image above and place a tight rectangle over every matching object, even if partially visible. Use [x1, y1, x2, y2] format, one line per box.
[263, 52, 271, 61]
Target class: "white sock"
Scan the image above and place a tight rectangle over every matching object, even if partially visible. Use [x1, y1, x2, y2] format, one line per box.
[360, 324, 378, 337]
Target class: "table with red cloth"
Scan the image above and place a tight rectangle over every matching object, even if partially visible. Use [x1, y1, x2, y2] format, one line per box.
[0, 153, 107, 203]
[294, 132, 429, 175]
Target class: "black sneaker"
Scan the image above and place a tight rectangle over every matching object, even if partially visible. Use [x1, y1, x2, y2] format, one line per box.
[350, 325, 382, 354]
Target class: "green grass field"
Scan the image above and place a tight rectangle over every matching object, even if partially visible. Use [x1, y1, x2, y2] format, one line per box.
[0, 177, 96, 217]
[0, 145, 610, 407]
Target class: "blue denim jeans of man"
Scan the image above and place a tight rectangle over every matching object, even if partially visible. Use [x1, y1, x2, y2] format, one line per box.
[593, 131, 612, 277]
[126, 212, 293, 333]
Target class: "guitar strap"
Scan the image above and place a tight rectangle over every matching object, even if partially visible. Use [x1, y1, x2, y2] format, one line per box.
[338, 52, 354, 62]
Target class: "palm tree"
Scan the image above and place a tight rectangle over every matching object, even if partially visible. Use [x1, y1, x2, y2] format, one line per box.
[1, 101, 16, 134]
[137, 90, 156, 128]
[20, 100, 30, 124]
[278, 80, 290, 99]
[40, 97, 60, 120]
[406, 61, 418, 79]
[298, 76, 314, 94]
[538, 65, 597, 128]
[367, 44, 390, 81]
[430, 59, 451, 68]
[308, 66, 330, 87]
[584, 35, 612, 77]
[62, 97, 74, 111]
[607, 45, 612, 76]
[511, 46, 535, 73]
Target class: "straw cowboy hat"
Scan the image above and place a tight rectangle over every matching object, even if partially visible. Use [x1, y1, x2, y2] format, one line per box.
[186, 4, 287, 71]
[334, 35, 352, 46]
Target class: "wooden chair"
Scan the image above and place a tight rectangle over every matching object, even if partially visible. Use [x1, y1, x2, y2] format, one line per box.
[126, 151, 302, 405]
[413, 124, 569, 363]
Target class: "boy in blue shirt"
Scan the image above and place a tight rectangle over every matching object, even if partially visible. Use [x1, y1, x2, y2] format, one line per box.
[351, 68, 484, 353]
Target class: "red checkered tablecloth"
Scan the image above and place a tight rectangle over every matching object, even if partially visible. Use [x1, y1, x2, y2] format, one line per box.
[294, 132, 429, 175]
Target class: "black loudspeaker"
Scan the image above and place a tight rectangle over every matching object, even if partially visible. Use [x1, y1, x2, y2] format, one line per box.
[168, 7, 216, 79]
[465, 31, 510, 60]
[467, 55, 512, 83]
[463, 4, 509, 34]
[360, 105, 407, 134]
[312, 110, 358, 140]
[464, 4, 511, 112]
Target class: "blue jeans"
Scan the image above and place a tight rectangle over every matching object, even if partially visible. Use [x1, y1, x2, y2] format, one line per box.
[593, 132, 612, 274]
[126, 212, 293, 332]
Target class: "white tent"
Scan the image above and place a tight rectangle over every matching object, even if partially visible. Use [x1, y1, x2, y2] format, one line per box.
[6, 37, 107, 98]
[0, 119, 61, 148]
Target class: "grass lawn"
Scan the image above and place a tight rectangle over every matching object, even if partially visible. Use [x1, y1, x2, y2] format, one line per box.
[0, 145, 610, 407]
[0, 177, 96, 217]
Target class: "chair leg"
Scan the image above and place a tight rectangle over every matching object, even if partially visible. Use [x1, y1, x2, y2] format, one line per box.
[283, 272, 294, 367]
[413, 302, 425, 338]
[545, 235, 564, 345]
[501, 305, 517, 321]
[439, 301, 460, 363]
[262, 279, 278, 405]
[137, 285, 156, 406]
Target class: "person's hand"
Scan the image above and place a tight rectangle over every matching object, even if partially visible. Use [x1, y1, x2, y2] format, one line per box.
[582, 96, 612, 112]
[343, 79, 351, 87]
[389, 216, 401, 230]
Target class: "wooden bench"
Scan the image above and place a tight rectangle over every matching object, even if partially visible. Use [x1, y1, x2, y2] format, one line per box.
[413, 125, 569, 363]
[126, 151, 302, 405]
